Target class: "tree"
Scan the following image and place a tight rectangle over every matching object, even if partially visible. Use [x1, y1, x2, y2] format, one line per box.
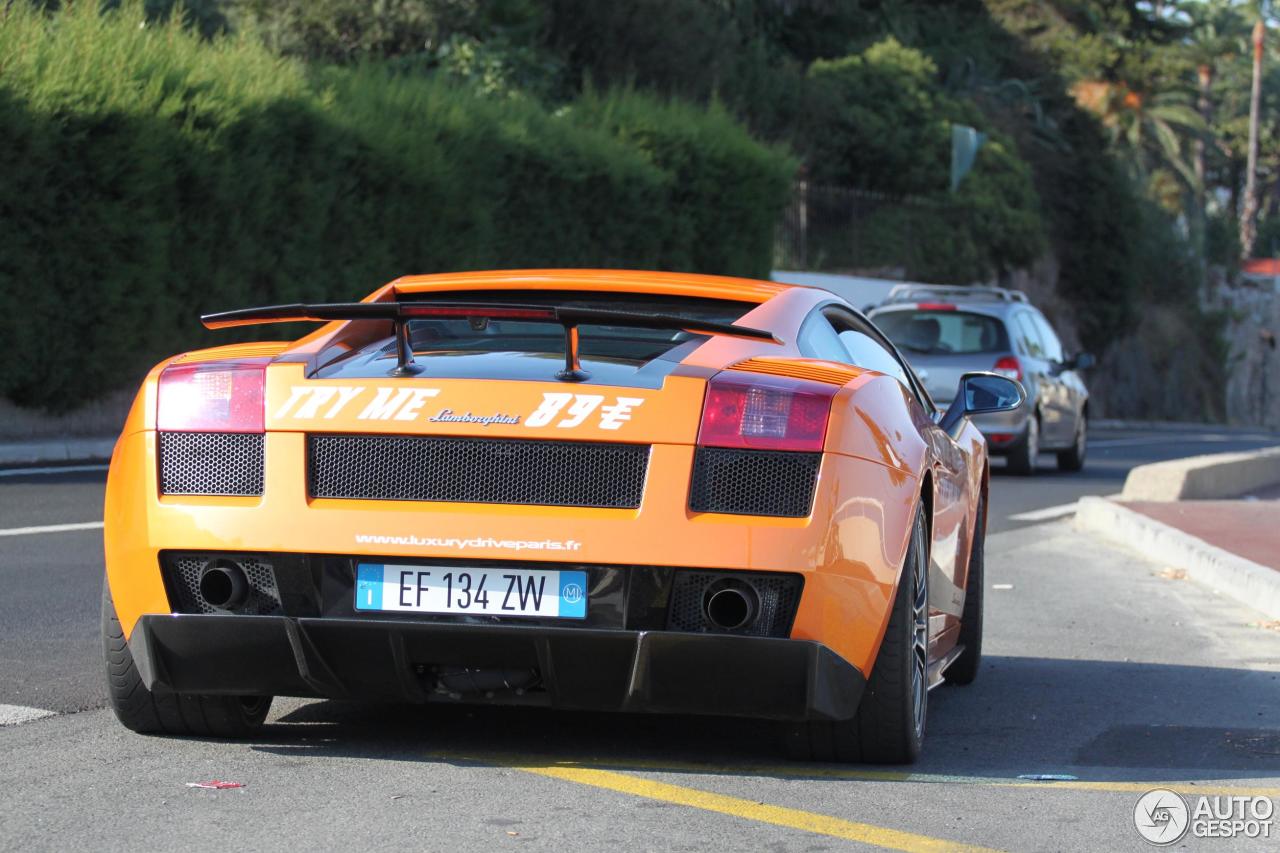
[1071, 79, 1204, 194]
[1241, 12, 1268, 258]
[1178, 0, 1249, 229]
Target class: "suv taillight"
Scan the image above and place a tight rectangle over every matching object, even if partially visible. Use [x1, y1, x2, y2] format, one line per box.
[698, 373, 837, 452]
[157, 363, 266, 432]
[993, 356, 1022, 382]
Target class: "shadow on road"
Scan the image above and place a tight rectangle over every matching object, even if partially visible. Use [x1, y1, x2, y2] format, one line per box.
[244, 655, 1280, 784]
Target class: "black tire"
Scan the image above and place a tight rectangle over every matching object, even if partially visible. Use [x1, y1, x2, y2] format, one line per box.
[1056, 412, 1087, 472]
[1005, 413, 1039, 476]
[783, 503, 930, 764]
[945, 494, 985, 686]
[102, 576, 271, 737]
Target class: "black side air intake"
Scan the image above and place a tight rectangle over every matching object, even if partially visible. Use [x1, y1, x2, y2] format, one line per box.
[158, 431, 264, 496]
[689, 448, 819, 517]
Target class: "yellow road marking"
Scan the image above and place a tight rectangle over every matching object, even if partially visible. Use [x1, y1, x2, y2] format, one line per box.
[436, 752, 1280, 800]
[518, 762, 1004, 853]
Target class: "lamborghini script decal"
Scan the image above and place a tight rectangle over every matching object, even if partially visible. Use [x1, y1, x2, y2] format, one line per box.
[273, 385, 643, 429]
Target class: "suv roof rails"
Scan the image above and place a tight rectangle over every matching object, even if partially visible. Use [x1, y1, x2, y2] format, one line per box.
[881, 284, 1030, 305]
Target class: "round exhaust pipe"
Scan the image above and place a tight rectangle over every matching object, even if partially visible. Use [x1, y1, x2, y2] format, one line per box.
[199, 560, 249, 610]
[703, 579, 759, 631]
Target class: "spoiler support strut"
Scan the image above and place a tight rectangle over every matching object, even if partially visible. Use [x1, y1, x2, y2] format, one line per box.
[391, 318, 424, 376]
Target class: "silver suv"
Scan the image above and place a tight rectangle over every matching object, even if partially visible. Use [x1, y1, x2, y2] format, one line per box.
[867, 285, 1093, 474]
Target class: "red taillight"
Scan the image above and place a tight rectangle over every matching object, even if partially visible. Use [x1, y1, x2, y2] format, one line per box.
[993, 356, 1022, 382]
[698, 373, 836, 452]
[157, 363, 265, 432]
[916, 302, 957, 311]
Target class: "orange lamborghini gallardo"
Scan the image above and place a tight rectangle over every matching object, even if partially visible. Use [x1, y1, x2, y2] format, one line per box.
[101, 270, 1023, 763]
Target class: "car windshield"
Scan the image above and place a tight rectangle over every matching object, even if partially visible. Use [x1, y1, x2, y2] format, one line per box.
[874, 310, 1009, 356]
[403, 291, 756, 363]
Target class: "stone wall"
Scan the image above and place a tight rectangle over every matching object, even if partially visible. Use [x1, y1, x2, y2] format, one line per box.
[1220, 279, 1280, 430]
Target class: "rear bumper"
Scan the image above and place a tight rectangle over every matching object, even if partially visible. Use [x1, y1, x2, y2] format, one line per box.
[106, 428, 922, 675]
[967, 404, 1032, 448]
[129, 614, 866, 722]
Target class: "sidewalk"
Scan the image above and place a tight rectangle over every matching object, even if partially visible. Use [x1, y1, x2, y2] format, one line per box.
[1120, 489, 1279, 572]
[0, 436, 115, 468]
[1076, 489, 1280, 620]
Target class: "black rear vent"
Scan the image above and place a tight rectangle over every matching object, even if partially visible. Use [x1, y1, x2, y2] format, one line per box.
[158, 431, 264, 496]
[308, 435, 649, 508]
[164, 554, 282, 616]
[689, 448, 819, 517]
[666, 570, 802, 638]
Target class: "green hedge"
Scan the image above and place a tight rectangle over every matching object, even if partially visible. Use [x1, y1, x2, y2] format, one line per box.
[0, 2, 793, 409]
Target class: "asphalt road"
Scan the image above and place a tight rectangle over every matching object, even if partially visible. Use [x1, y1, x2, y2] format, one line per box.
[986, 423, 1280, 532]
[2, 425, 1278, 851]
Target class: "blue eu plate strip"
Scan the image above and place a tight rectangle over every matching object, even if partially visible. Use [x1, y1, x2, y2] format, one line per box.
[355, 563, 383, 611]
[558, 570, 588, 619]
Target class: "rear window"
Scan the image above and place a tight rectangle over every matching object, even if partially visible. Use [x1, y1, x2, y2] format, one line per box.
[401, 290, 757, 363]
[874, 310, 1009, 356]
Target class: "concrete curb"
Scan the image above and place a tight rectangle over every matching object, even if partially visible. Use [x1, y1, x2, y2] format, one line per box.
[1090, 418, 1277, 434]
[0, 437, 115, 468]
[1074, 496, 1280, 621]
[1121, 446, 1280, 501]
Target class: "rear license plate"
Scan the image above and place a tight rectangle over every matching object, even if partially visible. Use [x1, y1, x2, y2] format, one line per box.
[355, 563, 587, 619]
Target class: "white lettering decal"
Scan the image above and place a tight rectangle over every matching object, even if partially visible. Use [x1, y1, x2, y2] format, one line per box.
[557, 394, 603, 428]
[527, 393, 573, 427]
[393, 388, 441, 421]
[599, 397, 644, 430]
[294, 387, 337, 419]
[325, 386, 364, 419]
[358, 388, 413, 420]
[273, 386, 309, 419]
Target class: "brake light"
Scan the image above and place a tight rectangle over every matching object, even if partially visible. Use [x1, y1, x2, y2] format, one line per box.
[157, 363, 265, 432]
[916, 302, 957, 311]
[993, 356, 1022, 382]
[698, 373, 836, 452]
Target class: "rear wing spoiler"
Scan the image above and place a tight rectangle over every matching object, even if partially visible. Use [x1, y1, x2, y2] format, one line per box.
[200, 301, 778, 381]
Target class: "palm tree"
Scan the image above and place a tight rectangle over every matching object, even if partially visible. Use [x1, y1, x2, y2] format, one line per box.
[1178, 0, 1247, 224]
[1240, 9, 1269, 259]
[1071, 79, 1205, 190]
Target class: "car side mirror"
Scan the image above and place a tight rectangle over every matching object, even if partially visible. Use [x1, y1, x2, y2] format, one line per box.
[939, 372, 1026, 434]
[1070, 352, 1096, 371]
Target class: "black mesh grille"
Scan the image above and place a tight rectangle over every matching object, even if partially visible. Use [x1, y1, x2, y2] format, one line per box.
[666, 570, 802, 638]
[164, 555, 283, 616]
[689, 448, 820, 517]
[158, 431, 264, 496]
[308, 435, 649, 508]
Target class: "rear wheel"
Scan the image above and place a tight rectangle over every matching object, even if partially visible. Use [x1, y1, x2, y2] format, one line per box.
[102, 576, 271, 737]
[1005, 413, 1039, 476]
[1056, 413, 1087, 472]
[783, 503, 929, 764]
[945, 494, 985, 685]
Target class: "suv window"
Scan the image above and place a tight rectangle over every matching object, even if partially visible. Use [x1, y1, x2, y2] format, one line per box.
[1030, 312, 1064, 362]
[1013, 313, 1046, 359]
[874, 310, 1010, 355]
